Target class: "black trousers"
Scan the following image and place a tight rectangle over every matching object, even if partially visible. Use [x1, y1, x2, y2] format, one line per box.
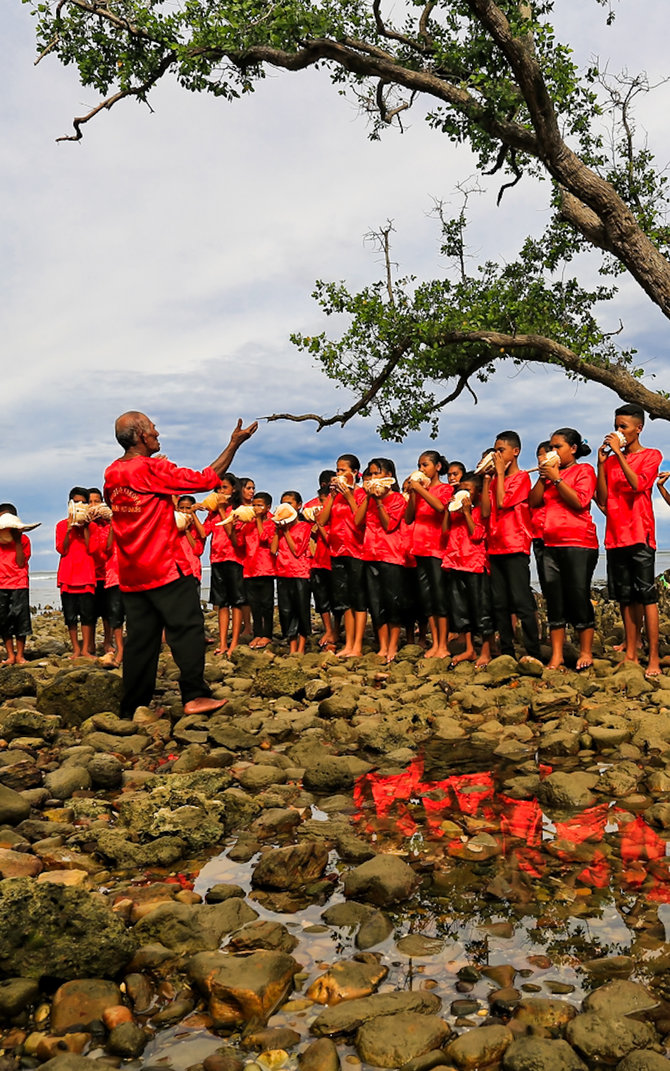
[121, 574, 210, 716]
[415, 555, 448, 617]
[246, 576, 275, 637]
[447, 570, 493, 635]
[543, 545, 598, 630]
[331, 556, 367, 613]
[310, 568, 333, 615]
[489, 552, 540, 659]
[366, 561, 406, 630]
[277, 577, 312, 640]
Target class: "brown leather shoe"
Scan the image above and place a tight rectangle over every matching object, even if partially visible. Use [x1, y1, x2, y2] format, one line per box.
[182, 697, 228, 716]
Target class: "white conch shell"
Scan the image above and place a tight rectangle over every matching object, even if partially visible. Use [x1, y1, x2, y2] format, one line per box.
[474, 451, 496, 476]
[67, 500, 90, 525]
[88, 503, 113, 522]
[200, 491, 222, 512]
[274, 503, 298, 525]
[0, 513, 41, 533]
[174, 510, 191, 531]
[233, 505, 256, 522]
[330, 474, 352, 493]
[541, 450, 561, 467]
[602, 429, 627, 453]
[302, 505, 320, 522]
[448, 489, 472, 513]
[364, 476, 396, 496]
[408, 469, 430, 486]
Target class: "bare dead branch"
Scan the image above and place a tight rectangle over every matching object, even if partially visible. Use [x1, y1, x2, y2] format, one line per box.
[56, 56, 174, 142]
[35, 34, 61, 65]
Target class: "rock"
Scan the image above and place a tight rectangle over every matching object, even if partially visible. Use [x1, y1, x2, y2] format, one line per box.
[306, 957, 388, 1005]
[237, 765, 286, 791]
[106, 1021, 148, 1058]
[512, 997, 577, 1030]
[205, 883, 246, 903]
[0, 709, 57, 741]
[318, 690, 359, 719]
[38, 1056, 100, 1071]
[538, 771, 598, 810]
[486, 656, 521, 683]
[299, 1038, 340, 1071]
[251, 808, 302, 838]
[396, 935, 444, 957]
[243, 1027, 302, 1051]
[51, 979, 121, 1033]
[356, 1012, 451, 1068]
[582, 955, 635, 980]
[356, 910, 394, 950]
[188, 949, 300, 1027]
[343, 854, 419, 906]
[133, 898, 258, 953]
[303, 757, 355, 794]
[37, 669, 122, 725]
[566, 1013, 657, 1064]
[0, 785, 31, 826]
[227, 920, 299, 954]
[253, 665, 307, 699]
[0, 848, 41, 879]
[87, 754, 123, 790]
[0, 878, 137, 981]
[445, 1025, 514, 1069]
[43, 766, 92, 801]
[583, 980, 659, 1019]
[251, 843, 329, 891]
[616, 1054, 670, 1071]
[204, 1049, 246, 1071]
[502, 1037, 587, 1070]
[123, 973, 154, 1014]
[0, 667, 37, 700]
[310, 991, 441, 1038]
[0, 976, 40, 1017]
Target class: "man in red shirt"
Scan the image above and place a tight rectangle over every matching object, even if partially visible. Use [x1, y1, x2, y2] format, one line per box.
[104, 411, 257, 717]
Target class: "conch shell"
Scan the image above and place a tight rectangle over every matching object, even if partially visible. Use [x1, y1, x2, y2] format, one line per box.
[174, 510, 191, 531]
[363, 476, 396, 496]
[541, 449, 561, 467]
[88, 503, 113, 522]
[0, 513, 41, 537]
[302, 505, 320, 523]
[603, 429, 627, 453]
[474, 451, 496, 476]
[274, 503, 298, 526]
[448, 489, 472, 513]
[407, 469, 430, 486]
[232, 505, 256, 522]
[67, 500, 90, 526]
[330, 474, 353, 494]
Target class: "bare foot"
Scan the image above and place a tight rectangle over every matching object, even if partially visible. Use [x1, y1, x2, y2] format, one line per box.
[475, 655, 491, 668]
[1, 657, 16, 666]
[436, 647, 450, 659]
[213, 647, 228, 656]
[337, 647, 353, 658]
[546, 660, 565, 671]
[450, 651, 475, 666]
[645, 661, 662, 679]
[424, 646, 439, 659]
[576, 656, 593, 671]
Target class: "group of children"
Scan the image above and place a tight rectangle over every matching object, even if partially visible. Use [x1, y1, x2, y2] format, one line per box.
[0, 402, 665, 674]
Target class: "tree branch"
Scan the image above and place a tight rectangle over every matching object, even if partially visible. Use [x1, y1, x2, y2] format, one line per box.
[56, 56, 174, 141]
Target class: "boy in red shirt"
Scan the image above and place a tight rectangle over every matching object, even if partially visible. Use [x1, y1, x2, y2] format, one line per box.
[87, 487, 114, 656]
[56, 487, 104, 659]
[271, 492, 312, 655]
[442, 473, 493, 668]
[597, 403, 662, 677]
[481, 431, 541, 662]
[240, 492, 276, 649]
[0, 504, 33, 665]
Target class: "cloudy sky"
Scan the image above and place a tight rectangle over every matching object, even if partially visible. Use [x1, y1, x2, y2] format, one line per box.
[4, 0, 670, 572]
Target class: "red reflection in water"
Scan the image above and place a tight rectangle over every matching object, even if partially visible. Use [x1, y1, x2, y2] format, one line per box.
[353, 760, 670, 901]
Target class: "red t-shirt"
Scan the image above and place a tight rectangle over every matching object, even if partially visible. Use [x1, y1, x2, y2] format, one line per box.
[487, 470, 533, 556]
[362, 492, 406, 566]
[542, 464, 598, 549]
[103, 455, 219, 592]
[328, 487, 366, 559]
[55, 519, 102, 593]
[274, 520, 313, 579]
[179, 529, 205, 582]
[442, 505, 488, 573]
[399, 517, 416, 568]
[205, 508, 246, 566]
[409, 482, 453, 558]
[304, 497, 331, 571]
[90, 520, 110, 581]
[104, 542, 120, 589]
[241, 515, 276, 578]
[0, 535, 31, 590]
[530, 503, 546, 541]
[604, 448, 663, 550]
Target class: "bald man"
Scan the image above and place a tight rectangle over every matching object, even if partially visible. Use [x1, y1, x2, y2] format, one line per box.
[104, 412, 257, 717]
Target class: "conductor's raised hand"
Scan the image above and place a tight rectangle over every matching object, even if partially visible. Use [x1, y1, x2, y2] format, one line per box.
[230, 419, 259, 447]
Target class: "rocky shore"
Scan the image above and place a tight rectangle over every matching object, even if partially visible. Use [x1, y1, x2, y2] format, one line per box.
[2, 595, 670, 1070]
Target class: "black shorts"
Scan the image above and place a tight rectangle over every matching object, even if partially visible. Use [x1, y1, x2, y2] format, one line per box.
[542, 545, 598, 630]
[331, 556, 367, 614]
[0, 589, 32, 637]
[105, 586, 125, 630]
[61, 591, 96, 628]
[310, 568, 333, 615]
[209, 561, 245, 607]
[92, 579, 107, 621]
[447, 571, 493, 635]
[366, 561, 406, 629]
[415, 555, 448, 618]
[276, 577, 312, 639]
[607, 544, 658, 606]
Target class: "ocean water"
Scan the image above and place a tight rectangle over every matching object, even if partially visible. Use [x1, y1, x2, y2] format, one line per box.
[29, 554, 670, 610]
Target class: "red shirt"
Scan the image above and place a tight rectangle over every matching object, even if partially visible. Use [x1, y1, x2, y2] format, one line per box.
[362, 492, 406, 566]
[530, 503, 546, 541]
[274, 521, 312, 579]
[0, 535, 31, 590]
[205, 508, 246, 566]
[103, 455, 219, 592]
[104, 542, 120, 589]
[400, 517, 416, 568]
[90, 520, 110, 581]
[542, 464, 598, 549]
[304, 497, 331, 571]
[442, 505, 488, 573]
[328, 487, 366, 559]
[56, 519, 102, 593]
[604, 448, 663, 550]
[179, 529, 205, 582]
[241, 515, 276, 578]
[409, 483, 453, 558]
[487, 470, 533, 556]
